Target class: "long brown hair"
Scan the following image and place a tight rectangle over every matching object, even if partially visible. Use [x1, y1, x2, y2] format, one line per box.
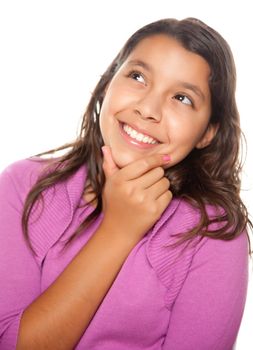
[22, 18, 252, 253]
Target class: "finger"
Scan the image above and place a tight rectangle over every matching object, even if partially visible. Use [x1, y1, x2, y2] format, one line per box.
[119, 154, 171, 181]
[135, 166, 165, 189]
[148, 177, 170, 199]
[102, 146, 119, 177]
[156, 190, 173, 213]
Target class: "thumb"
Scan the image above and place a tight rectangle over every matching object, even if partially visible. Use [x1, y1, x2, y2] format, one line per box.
[101, 146, 119, 177]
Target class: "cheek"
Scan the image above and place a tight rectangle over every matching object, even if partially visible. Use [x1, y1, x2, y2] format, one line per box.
[103, 78, 139, 112]
[99, 85, 135, 140]
[164, 118, 210, 166]
[98, 93, 122, 144]
[99, 92, 118, 125]
[169, 116, 209, 144]
[99, 106, 111, 144]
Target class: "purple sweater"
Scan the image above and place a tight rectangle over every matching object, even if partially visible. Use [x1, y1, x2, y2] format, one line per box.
[0, 158, 249, 350]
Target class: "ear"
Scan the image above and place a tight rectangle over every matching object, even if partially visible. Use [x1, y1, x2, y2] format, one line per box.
[196, 123, 219, 149]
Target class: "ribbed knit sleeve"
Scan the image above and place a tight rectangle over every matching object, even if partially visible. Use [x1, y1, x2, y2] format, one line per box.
[0, 158, 86, 349]
[0, 159, 43, 349]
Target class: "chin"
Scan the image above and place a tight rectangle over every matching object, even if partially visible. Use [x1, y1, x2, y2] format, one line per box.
[111, 150, 139, 169]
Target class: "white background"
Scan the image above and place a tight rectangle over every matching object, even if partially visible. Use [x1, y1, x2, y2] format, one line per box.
[0, 1, 252, 348]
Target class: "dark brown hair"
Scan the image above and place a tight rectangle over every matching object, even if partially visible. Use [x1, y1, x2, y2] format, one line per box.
[22, 18, 252, 253]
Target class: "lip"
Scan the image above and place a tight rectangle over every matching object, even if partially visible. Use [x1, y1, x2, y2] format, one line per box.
[119, 122, 160, 149]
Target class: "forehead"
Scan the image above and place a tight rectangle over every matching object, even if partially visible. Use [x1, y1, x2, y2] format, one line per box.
[127, 34, 208, 66]
[123, 34, 211, 92]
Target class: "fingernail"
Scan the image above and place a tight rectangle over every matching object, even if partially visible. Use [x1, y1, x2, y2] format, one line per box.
[101, 146, 106, 155]
[163, 155, 171, 162]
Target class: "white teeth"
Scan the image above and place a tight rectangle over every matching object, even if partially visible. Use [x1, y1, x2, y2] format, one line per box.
[123, 124, 158, 144]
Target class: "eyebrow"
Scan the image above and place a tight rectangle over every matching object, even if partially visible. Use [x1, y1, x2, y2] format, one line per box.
[126, 59, 206, 101]
[176, 81, 206, 102]
[126, 59, 153, 72]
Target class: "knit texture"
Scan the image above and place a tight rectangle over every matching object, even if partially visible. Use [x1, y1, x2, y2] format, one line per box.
[0, 158, 249, 349]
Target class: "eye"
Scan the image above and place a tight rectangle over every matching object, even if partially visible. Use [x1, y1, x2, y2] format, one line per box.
[173, 94, 193, 106]
[127, 70, 146, 85]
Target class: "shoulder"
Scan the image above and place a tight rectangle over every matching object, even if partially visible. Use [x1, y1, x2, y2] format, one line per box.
[146, 198, 249, 307]
[0, 157, 50, 201]
[151, 198, 203, 238]
[2, 156, 49, 177]
[0, 157, 87, 261]
[151, 197, 249, 258]
[0, 157, 52, 212]
[155, 197, 241, 235]
[1, 156, 87, 203]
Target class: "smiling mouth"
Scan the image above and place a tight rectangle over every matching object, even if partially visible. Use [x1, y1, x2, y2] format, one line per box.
[122, 123, 160, 145]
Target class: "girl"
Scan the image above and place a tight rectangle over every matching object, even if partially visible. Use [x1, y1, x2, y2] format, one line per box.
[0, 17, 251, 350]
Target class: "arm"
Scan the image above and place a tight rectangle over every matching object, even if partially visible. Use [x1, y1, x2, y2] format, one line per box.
[0, 166, 133, 350]
[17, 220, 143, 349]
[0, 165, 41, 350]
[162, 232, 249, 350]
[0, 147, 171, 350]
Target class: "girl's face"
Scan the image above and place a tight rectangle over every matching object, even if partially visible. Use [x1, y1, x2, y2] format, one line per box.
[99, 34, 215, 168]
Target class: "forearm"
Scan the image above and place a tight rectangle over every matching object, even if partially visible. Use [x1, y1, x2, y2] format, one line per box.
[16, 150, 172, 350]
[16, 222, 137, 350]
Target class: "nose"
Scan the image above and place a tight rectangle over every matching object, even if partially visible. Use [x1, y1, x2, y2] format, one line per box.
[134, 91, 162, 122]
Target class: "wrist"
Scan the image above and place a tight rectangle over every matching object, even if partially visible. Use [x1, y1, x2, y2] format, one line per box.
[97, 219, 139, 250]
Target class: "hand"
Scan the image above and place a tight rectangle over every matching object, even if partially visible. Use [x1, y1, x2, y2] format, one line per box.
[101, 146, 173, 243]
